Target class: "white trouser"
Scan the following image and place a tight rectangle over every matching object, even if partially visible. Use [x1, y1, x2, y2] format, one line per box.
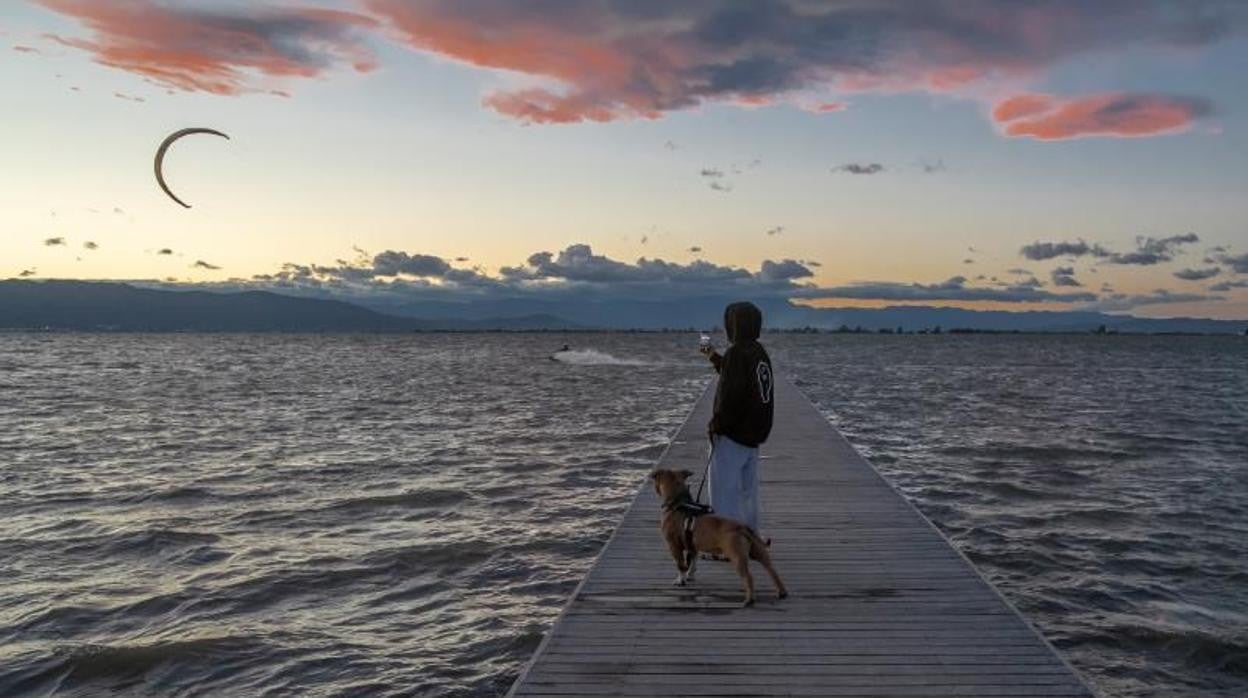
[708, 435, 761, 532]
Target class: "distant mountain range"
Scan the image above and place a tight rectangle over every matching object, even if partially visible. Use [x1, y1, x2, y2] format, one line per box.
[0, 281, 580, 332]
[1, 280, 1244, 334]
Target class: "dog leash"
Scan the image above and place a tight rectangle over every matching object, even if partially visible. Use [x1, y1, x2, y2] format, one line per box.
[693, 439, 715, 505]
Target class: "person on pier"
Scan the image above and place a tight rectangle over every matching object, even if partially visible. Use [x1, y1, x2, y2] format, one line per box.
[699, 301, 774, 541]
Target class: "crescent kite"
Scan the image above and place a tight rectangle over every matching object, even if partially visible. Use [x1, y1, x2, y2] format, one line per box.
[154, 128, 230, 208]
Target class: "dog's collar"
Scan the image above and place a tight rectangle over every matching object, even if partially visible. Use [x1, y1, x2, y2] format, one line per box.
[661, 489, 692, 511]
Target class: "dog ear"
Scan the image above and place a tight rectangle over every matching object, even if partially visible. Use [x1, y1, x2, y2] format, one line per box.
[679, 469, 694, 480]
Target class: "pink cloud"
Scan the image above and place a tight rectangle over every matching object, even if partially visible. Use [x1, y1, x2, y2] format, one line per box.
[33, 0, 1239, 138]
[36, 0, 379, 95]
[483, 88, 647, 124]
[809, 102, 847, 113]
[362, 1, 1238, 128]
[994, 92, 1212, 140]
[992, 94, 1054, 122]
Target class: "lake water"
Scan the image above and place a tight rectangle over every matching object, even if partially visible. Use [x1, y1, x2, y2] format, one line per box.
[1, 333, 1245, 696]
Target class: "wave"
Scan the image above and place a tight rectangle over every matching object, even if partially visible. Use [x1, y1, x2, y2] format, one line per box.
[62, 528, 223, 558]
[0, 636, 268, 695]
[549, 348, 652, 366]
[1076, 622, 1248, 679]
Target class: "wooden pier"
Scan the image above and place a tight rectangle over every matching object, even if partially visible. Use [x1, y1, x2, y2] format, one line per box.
[509, 376, 1092, 696]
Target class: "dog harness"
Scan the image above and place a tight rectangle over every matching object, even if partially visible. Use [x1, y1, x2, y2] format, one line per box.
[662, 489, 713, 556]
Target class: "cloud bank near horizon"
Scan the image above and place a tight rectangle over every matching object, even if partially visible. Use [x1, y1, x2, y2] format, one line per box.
[34, 0, 1242, 138]
[148, 241, 1242, 314]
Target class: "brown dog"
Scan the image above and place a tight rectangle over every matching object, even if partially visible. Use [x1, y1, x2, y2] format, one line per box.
[651, 468, 787, 607]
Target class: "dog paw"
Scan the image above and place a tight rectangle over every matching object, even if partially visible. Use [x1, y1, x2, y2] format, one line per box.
[741, 598, 755, 608]
[778, 590, 788, 600]
[672, 576, 687, 587]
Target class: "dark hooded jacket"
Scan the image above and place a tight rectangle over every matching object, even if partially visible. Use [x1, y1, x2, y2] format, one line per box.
[709, 302, 774, 447]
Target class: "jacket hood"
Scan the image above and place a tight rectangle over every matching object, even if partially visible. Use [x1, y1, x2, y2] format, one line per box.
[724, 301, 762, 342]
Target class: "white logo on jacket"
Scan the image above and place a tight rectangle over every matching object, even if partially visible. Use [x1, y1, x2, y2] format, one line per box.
[756, 362, 773, 404]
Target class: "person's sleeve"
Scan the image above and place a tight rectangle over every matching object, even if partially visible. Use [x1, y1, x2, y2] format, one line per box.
[709, 351, 724, 373]
[710, 348, 748, 435]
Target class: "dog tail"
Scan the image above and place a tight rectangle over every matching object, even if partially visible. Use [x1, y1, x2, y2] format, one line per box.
[741, 526, 768, 552]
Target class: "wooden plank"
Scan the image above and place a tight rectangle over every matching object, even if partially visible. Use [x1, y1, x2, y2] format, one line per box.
[507, 376, 1092, 697]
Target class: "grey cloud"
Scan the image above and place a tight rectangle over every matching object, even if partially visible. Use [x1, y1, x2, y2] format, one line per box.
[708, 180, 733, 192]
[833, 163, 884, 175]
[700, 168, 724, 178]
[1007, 268, 1032, 276]
[1217, 252, 1248, 274]
[1020, 239, 1105, 261]
[795, 276, 1096, 304]
[1050, 266, 1081, 287]
[1020, 234, 1199, 265]
[1173, 266, 1220, 281]
[1085, 289, 1225, 311]
[372, 251, 451, 277]
[766, 226, 784, 236]
[1209, 280, 1248, 291]
[44, 237, 66, 246]
[19, 269, 37, 277]
[295, 250, 493, 287]
[499, 244, 743, 286]
[1106, 233, 1200, 265]
[311, 263, 374, 283]
[759, 259, 813, 282]
[83, 241, 99, 250]
[193, 260, 221, 270]
[157, 248, 174, 255]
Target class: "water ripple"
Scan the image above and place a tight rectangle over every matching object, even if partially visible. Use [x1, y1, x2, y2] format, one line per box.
[0, 333, 707, 697]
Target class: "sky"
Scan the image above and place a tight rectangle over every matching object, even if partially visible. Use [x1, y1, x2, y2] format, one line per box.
[3, 0, 1247, 320]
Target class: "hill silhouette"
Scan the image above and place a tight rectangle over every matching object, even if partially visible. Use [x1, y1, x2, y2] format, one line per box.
[1, 280, 1242, 334]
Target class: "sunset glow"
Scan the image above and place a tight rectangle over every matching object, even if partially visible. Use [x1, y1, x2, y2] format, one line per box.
[3, 0, 1246, 320]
